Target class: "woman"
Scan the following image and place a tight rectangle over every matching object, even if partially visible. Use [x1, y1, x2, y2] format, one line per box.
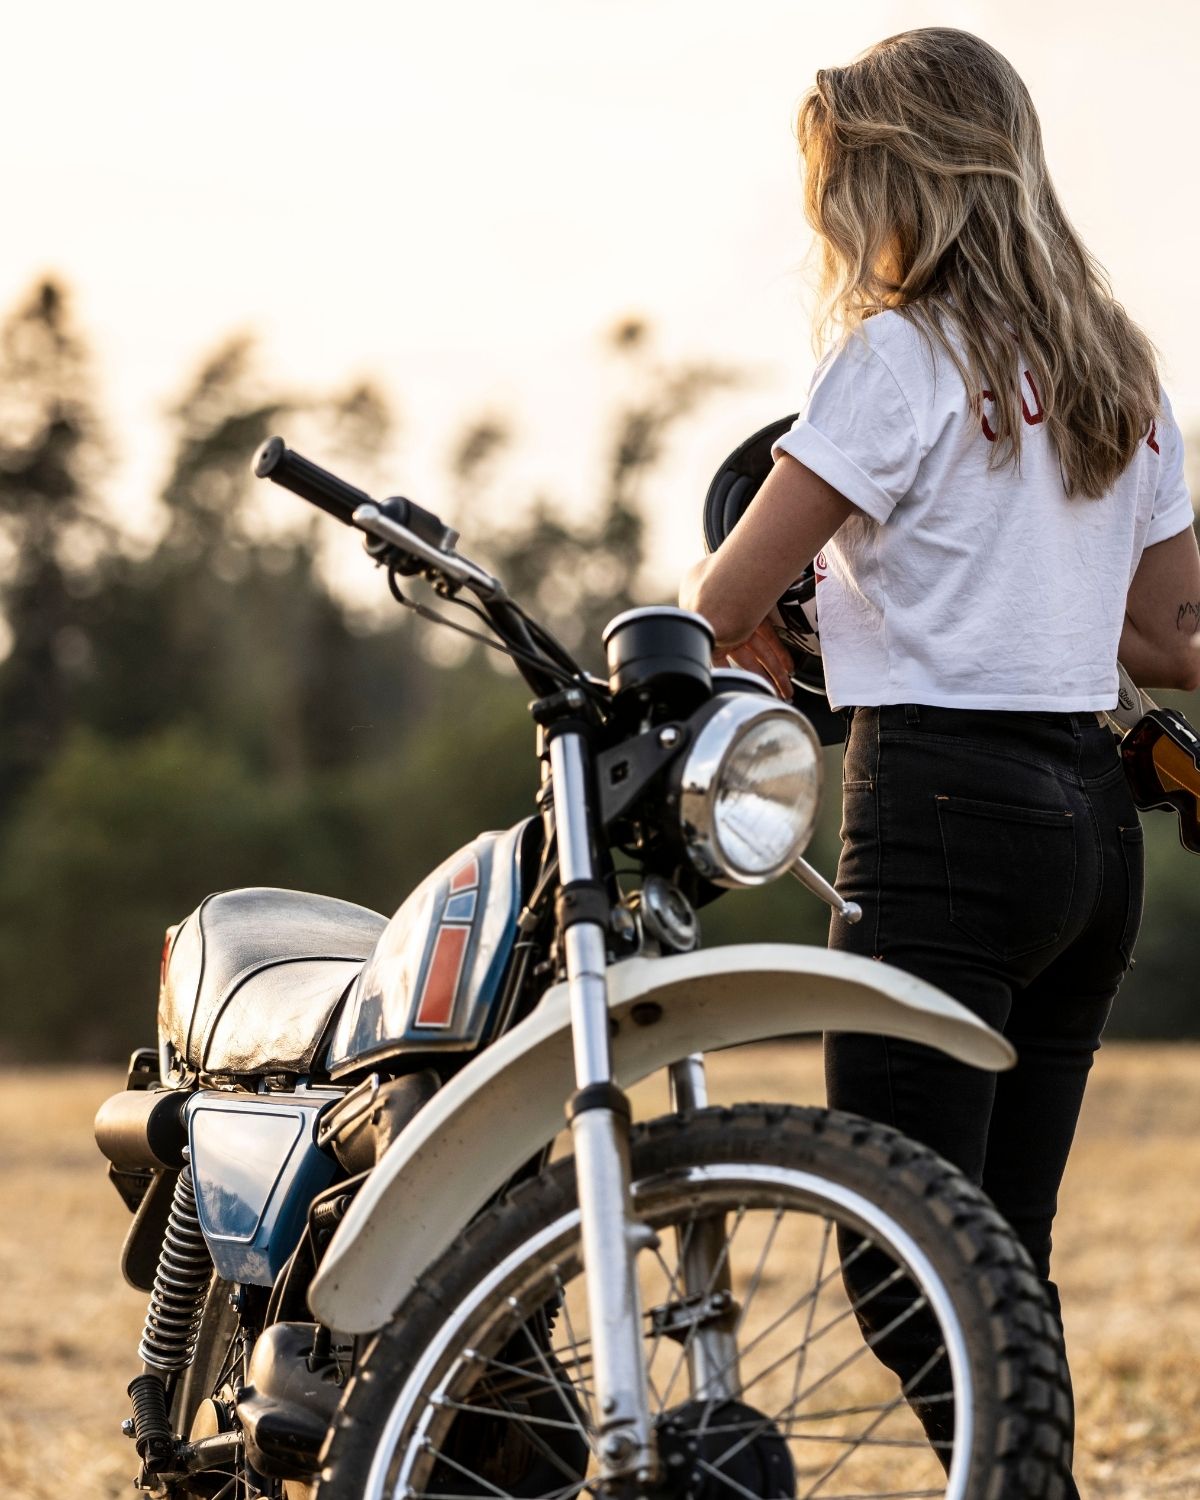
[681, 27, 1200, 1494]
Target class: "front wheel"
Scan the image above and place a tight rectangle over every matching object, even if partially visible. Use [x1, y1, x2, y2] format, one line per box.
[318, 1105, 1073, 1500]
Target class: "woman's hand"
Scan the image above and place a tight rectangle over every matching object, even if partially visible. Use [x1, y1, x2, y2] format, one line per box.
[722, 620, 795, 698]
[679, 454, 854, 649]
[680, 453, 854, 698]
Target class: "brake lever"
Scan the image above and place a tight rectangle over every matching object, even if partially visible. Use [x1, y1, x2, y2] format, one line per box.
[351, 503, 503, 600]
[790, 855, 862, 923]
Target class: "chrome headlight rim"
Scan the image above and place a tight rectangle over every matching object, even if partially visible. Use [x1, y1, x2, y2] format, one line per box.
[678, 694, 823, 888]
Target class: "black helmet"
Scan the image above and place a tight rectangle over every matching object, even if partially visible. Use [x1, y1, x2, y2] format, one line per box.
[702, 414, 844, 742]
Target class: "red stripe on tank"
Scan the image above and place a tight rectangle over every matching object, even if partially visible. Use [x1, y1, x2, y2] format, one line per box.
[414, 925, 469, 1028]
[450, 858, 479, 893]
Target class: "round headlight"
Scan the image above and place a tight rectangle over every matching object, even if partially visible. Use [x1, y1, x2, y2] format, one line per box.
[677, 697, 822, 886]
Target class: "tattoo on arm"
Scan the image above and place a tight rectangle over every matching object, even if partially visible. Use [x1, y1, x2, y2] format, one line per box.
[1177, 601, 1200, 633]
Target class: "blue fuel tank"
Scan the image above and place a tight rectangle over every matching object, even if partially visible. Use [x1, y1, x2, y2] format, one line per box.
[324, 820, 533, 1078]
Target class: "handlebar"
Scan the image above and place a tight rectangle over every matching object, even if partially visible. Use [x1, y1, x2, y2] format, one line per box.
[253, 436, 371, 526]
[252, 431, 502, 606]
[250, 435, 580, 698]
[254, 436, 462, 557]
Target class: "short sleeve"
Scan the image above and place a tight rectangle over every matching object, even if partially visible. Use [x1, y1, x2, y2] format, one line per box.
[770, 332, 922, 524]
[1145, 388, 1194, 547]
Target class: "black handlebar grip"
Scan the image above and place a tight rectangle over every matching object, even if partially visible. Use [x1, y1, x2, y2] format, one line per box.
[253, 436, 373, 525]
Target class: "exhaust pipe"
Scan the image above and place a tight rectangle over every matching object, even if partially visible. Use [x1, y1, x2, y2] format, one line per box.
[95, 1088, 188, 1174]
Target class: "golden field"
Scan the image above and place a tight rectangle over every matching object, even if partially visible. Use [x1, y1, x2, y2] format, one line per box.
[1, 1044, 1197, 1498]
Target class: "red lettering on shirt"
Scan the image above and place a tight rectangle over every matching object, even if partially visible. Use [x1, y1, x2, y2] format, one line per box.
[1020, 371, 1045, 425]
[980, 390, 997, 442]
[1147, 421, 1160, 455]
[979, 372, 1045, 440]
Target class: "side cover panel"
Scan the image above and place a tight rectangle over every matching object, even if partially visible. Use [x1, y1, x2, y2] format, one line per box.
[325, 823, 528, 1077]
[309, 943, 1015, 1333]
[187, 1091, 338, 1285]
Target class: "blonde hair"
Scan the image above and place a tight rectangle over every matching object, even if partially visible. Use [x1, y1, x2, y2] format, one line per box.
[797, 27, 1159, 499]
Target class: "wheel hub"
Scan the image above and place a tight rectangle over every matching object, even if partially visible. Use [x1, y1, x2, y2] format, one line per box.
[655, 1399, 795, 1500]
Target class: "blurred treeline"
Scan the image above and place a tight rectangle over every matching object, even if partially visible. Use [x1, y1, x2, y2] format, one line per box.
[0, 278, 1196, 1061]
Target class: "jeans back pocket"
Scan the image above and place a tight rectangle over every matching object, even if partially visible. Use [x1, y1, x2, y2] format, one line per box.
[936, 794, 1077, 960]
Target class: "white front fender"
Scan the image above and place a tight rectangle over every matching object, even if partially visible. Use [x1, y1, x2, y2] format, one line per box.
[309, 942, 1012, 1333]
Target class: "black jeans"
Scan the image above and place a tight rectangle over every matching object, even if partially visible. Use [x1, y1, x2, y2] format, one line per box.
[825, 703, 1145, 1491]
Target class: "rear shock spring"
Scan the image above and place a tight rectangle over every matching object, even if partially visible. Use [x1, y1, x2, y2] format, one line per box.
[138, 1165, 212, 1374]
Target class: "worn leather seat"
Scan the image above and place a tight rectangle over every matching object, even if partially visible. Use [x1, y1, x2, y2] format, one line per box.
[159, 887, 388, 1076]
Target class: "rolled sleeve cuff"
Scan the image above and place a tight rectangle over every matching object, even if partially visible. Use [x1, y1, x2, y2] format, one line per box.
[1145, 495, 1195, 548]
[770, 421, 897, 525]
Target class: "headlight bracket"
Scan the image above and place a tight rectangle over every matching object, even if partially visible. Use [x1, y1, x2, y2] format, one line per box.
[595, 721, 692, 829]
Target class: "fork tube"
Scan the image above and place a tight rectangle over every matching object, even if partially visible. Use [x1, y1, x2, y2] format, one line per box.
[668, 1054, 709, 1113]
[668, 1057, 742, 1402]
[548, 730, 656, 1484]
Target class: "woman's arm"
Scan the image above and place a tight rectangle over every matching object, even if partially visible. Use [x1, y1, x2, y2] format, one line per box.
[1120, 526, 1200, 691]
[679, 452, 856, 650]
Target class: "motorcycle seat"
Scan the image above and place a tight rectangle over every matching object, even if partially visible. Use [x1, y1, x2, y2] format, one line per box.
[159, 887, 388, 1076]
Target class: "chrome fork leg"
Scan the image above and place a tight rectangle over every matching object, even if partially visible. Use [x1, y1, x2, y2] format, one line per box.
[668, 1053, 709, 1113]
[668, 1056, 741, 1403]
[550, 732, 656, 1485]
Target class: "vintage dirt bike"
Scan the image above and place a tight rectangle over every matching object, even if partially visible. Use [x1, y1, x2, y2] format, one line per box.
[95, 437, 1074, 1500]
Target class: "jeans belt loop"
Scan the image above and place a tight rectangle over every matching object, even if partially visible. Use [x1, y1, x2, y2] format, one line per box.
[904, 703, 920, 727]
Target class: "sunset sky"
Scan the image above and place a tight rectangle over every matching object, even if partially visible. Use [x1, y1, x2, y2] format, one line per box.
[5, 0, 1197, 587]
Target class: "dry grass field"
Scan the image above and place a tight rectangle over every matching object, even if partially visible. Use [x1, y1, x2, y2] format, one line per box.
[2, 1044, 1197, 1498]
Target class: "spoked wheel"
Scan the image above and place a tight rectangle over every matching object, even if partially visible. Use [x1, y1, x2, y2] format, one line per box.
[319, 1106, 1073, 1500]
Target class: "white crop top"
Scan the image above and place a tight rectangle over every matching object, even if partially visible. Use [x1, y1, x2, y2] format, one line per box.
[771, 310, 1195, 712]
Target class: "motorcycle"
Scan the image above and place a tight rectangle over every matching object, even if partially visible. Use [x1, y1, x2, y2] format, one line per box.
[95, 437, 1073, 1500]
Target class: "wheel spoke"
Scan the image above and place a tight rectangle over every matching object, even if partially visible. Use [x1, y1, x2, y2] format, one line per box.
[465, 1347, 596, 1405]
[418, 1437, 521, 1500]
[731, 1260, 911, 1420]
[692, 1237, 898, 1422]
[799, 1344, 946, 1498]
[687, 1418, 936, 1450]
[732, 1204, 786, 1341]
[788, 1214, 833, 1415]
[658, 1204, 745, 1411]
[712, 1293, 933, 1472]
[693, 1202, 788, 1438]
[644, 1212, 696, 1404]
[516, 1318, 597, 1451]
[436, 1396, 593, 1434]
[696, 1455, 772, 1500]
[694, 1230, 877, 1402]
[553, 1269, 598, 1427]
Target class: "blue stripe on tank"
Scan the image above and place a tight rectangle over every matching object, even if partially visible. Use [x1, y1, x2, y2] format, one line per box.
[444, 891, 477, 922]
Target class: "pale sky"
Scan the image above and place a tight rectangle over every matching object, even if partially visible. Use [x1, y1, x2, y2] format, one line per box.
[5, 0, 1198, 590]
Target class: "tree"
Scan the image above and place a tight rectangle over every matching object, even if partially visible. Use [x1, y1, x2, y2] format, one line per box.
[445, 318, 741, 667]
[79, 337, 408, 779]
[0, 278, 113, 811]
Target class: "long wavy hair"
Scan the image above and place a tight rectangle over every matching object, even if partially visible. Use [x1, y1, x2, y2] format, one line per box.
[797, 28, 1159, 499]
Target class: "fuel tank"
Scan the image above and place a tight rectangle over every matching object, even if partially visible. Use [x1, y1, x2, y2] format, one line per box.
[324, 821, 535, 1078]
